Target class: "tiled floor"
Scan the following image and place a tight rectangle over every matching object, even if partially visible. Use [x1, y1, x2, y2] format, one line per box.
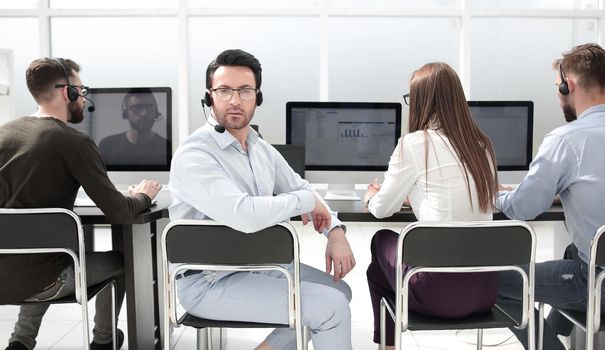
[0, 221, 560, 349]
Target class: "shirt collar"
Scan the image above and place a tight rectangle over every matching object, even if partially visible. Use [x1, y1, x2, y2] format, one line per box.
[207, 123, 260, 150]
[578, 104, 605, 120]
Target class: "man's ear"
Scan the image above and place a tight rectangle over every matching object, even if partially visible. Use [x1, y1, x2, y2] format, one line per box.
[566, 76, 576, 94]
[56, 85, 68, 101]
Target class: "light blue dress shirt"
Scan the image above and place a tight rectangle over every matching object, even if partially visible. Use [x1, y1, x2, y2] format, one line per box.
[496, 104, 605, 262]
[169, 123, 343, 235]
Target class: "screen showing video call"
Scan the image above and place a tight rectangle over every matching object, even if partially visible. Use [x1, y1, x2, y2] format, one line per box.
[71, 87, 172, 171]
[286, 102, 402, 171]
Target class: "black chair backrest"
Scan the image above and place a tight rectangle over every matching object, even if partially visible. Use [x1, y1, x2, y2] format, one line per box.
[272, 144, 305, 179]
[166, 224, 294, 265]
[0, 210, 80, 253]
[402, 224, 532, 267]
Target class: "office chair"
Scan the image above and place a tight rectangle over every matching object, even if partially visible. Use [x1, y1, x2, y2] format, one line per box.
[161, 220, 306, 350]
[538, 225, 605, 350]
[0, 208, 118, 350]
[380, 220, 536, 350]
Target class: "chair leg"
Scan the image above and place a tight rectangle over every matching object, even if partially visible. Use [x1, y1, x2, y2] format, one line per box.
[81, 299, 91, 350]
[110, 281, 117, 350]
[476, 329, 483, 350]
[302, 326, 309, 350]
[538, 303, 544, 350]
[196, 328, 208, 350]
[380, 299, 386, 350]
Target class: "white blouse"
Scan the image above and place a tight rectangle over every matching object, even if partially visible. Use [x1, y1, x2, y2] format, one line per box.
[368, 129, 492, 221]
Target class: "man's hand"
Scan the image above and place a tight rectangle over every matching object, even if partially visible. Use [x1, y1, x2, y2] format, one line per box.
[498, 183, 513, 191]
[129, 179, 161, 200]
[301, 195, 332, 233]
[325, 228, 356, 281]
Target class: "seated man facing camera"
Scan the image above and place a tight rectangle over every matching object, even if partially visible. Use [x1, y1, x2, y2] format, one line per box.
[98, 88, 168, 166]
[169, 49, 356, 350]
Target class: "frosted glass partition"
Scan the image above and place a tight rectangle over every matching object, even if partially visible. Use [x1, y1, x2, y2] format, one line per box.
[328, 16, 460, 118]
[0, 0, 38, 9]
[471, 0, 598, 10]
[188, 16, 320, 143]
[328, 0, 459, 9]
[50, 17, 178, 103]
[188, 0, 319, 8]
[470, 17, 597, 156]
[51, 0, 177, 8]
[0, 18, 38, 118]
[51, 17, 179, 184]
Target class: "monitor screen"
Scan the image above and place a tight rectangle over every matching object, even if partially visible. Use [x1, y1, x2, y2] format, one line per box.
[467, 101, 533, 171]
[72, 87, 172, 171]
[286, 102, 402, 171]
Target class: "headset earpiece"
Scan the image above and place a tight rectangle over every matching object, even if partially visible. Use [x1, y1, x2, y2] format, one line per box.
[559, 62, 570, 96]
[203, 92, 213, 107]
[66, 86, 79, 101]
[256, 91, 263, 106]
[54, 58, 78, 102]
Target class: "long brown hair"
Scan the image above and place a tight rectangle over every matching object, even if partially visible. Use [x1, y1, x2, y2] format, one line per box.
[407, 62, 498, 213]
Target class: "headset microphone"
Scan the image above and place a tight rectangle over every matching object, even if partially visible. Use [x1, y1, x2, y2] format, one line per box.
[83, 96, 96, 112]
[201, 98, 225, 133]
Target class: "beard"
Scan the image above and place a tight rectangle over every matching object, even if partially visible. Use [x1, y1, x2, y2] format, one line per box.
[67, 101, 84, 124]
[561, 100, 577, 123]
[215, 108, 253, 130]
[129, 117, 155, 133]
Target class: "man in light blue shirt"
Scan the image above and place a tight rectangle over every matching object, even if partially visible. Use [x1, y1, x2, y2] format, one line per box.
[496, 43, 605, 350]
[169, 49, 356, 350]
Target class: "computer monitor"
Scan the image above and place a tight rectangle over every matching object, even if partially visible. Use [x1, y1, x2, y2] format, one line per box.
[72, 87, 172, 184]
[286, 101, 402, 200]
[467, 101, 533, 175]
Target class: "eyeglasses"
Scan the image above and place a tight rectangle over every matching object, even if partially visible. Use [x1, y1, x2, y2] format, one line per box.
[402, 93, 410, 106]
[210, 87, 257, 101]
[54, 84, 90, 97]
[126, 104, 158, 115]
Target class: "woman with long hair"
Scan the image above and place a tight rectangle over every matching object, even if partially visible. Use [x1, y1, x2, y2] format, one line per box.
[364, 62, 499, 348]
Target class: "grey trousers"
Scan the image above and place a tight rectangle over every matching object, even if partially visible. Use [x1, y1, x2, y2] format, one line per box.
[177, 263, 353, 350]
[9, 251, 125, 350]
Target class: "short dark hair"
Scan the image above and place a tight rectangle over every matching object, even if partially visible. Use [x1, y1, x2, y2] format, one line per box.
[205, 49, 262, 90]
[553, 43, 605, 91]
[122, 87, 157, 108]
[26, 57, 80, 103]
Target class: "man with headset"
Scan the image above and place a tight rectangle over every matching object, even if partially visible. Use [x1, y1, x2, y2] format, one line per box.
[496, 43, 605, 350]
[0, 58, 161, 350]
[169, 49, 356, 350]
[98, 88, 169, 166]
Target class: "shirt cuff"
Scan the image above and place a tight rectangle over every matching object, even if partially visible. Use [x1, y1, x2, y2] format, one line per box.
[290, 190, 315, 213]
[495, 190, 508, 211]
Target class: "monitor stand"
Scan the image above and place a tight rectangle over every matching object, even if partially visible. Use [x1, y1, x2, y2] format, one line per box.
[323, 183, 361, 201]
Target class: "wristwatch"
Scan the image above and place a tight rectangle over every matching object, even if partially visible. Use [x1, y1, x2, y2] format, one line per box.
[332, 224, 347, 234]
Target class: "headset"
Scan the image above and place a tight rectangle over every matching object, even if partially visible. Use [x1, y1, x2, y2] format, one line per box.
[121, 92, 162, 120]
[201, 89, 263, 133]
[54, 58, 79, 102]
[53, 58, 95, 112]
[202, 89, 263, 107]
[558, 59, 570, 96]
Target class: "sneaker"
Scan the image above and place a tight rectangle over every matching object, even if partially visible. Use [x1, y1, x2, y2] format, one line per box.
[5, 342, 28, 350]
[90, 329, 125, 350]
